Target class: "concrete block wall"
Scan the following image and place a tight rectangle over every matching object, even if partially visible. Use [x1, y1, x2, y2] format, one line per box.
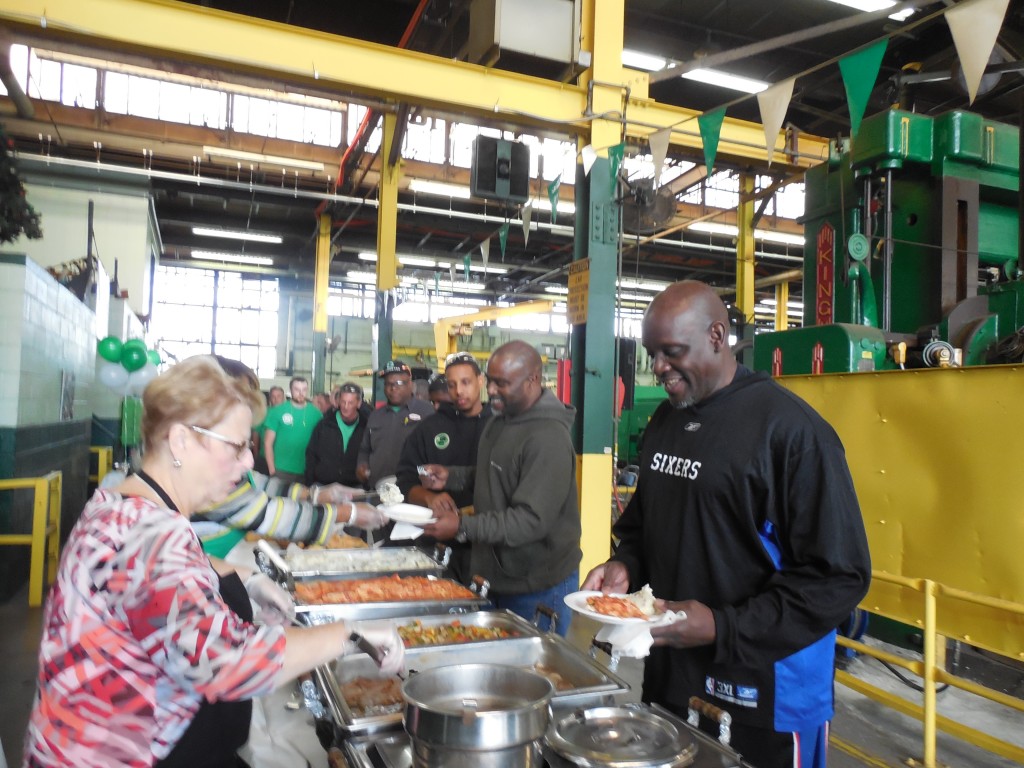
[0, 254, 95, 600]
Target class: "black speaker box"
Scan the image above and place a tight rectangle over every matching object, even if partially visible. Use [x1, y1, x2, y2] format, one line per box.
[470, 136, 530, 203]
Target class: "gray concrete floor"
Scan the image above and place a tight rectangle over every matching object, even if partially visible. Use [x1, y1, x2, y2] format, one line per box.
[3, 591, 1021, 767]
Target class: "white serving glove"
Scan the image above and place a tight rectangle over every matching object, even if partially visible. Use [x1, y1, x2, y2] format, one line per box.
[351, 620, 405, 675]
[244, 572, 296, 626]
[313, 483, 364, 505]
[332, 501, 390, 532]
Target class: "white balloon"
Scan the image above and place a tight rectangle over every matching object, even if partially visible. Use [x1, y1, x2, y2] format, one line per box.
[127, 362, 159, 396]
[98, 360, 129, 390]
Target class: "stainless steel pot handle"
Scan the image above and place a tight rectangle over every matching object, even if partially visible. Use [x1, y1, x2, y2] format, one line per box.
[532, 603, 560, 634]
[687, 696, 732, 746]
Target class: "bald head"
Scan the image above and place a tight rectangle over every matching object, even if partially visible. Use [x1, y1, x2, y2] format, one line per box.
[487, 340, 543, 417]
[642, 280, 736, 407]
[646, 280, 730, 331]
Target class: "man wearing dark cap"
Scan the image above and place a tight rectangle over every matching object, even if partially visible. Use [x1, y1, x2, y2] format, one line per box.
[426, 372, 452, 410]
[356, 360, 434, 488]
[396, 352, 491, 582]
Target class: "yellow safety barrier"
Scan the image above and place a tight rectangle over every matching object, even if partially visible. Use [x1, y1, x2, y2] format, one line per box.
[89, 445, 113, 485]
[0, 471, 63, 607]
[837, 571, 1024, 767]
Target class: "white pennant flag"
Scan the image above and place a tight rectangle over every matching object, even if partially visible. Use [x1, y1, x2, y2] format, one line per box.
[480, 237, 490, 272]
[521, 201, 533, 247]
[581, 144, 597, 176]
[648, 128, 671, 188]
[756, 77, 795, 166]
[945, 0, 1009, 104]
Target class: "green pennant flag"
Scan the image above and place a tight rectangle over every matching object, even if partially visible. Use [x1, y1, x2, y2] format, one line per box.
[463, 253, 471, 280]
[547, 174, 561, 223]
[608, 142, 625, 196]
[498, 222, 509, 258]
[839, 39, 888, 141]
[697, 108, 726, 174]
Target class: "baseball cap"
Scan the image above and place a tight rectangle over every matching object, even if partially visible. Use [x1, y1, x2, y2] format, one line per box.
[444, 351, 481, 374]
[427, 372, 448, 393]
[378, 360, 411, 377]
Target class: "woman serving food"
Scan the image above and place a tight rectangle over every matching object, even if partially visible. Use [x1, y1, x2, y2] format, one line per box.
[24, 356, 403, 768]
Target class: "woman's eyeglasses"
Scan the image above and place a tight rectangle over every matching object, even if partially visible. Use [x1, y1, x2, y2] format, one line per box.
[190, 425, 250, 460]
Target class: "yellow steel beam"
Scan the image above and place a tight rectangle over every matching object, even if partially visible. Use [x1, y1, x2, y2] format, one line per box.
[774, 281, 789, 330]
[0, 0, 831, 167]
[735, 173, 755, 323]
[313, 213, 330, 334]
[376, 111, 399, 292]
[433, 300, 555, 369]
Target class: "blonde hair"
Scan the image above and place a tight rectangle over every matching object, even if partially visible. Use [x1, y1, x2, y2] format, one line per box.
[141, 355, 266, 453]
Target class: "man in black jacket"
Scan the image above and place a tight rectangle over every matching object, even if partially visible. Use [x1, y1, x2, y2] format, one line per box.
[396, 352, 490, 583]
[583, 281, 871, 768]
[305, 382, 366, 488]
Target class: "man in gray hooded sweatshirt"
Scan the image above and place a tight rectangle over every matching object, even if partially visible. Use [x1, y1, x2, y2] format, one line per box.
[420, 340, 582, 635]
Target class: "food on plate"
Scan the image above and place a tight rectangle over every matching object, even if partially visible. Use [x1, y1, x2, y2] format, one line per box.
[293, 575, 475, 605]
[586, 594, 648, 619]
[397, 619, 519, 647]
[378, 482, 404, 506]
[586, 585, 660, 619]
[340, 676, 403, 717]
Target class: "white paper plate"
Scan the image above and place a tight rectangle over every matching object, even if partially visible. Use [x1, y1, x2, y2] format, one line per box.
[380, 502, 436, 525]
[563, 590, 667, 626]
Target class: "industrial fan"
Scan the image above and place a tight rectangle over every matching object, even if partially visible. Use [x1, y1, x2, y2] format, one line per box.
[620, 178, 677, 235]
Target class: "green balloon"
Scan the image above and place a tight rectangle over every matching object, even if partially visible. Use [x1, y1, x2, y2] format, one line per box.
[147, 349, 162, 367]
[97, 336, 123, 363]
[120, 343, 148, 372]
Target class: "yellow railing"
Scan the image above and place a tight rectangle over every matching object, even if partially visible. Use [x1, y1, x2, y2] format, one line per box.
[89, 445, 113, 485]
[0, 471, 63, 606]
[837, 571, 1024, 766]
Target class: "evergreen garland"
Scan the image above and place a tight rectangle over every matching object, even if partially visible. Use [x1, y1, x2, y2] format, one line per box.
[0, 126, 42, 244]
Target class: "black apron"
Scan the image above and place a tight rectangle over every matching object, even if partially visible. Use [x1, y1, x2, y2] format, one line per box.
[137, 470, 254, 768]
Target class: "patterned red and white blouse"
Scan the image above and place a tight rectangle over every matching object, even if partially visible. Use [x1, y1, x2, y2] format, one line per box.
[24, 490, 286, 767]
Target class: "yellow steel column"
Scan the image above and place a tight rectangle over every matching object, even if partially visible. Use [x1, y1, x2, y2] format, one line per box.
[376, 111, 400, 292]
[312, 211, 331, 393]
[923, 580, 937, 767]
[736, 173, 756, 326]
[774, 281, 789, 330]
[573, 0, 626, 582]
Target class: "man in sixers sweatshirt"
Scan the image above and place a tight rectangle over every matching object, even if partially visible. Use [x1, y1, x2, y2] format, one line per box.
[583, 280, 870, 768]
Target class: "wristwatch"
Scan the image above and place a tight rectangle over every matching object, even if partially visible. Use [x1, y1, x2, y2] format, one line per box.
[454, 513, 469, 543]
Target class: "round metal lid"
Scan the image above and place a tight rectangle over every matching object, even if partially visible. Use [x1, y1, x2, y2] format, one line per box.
[546, 707, 697, 768]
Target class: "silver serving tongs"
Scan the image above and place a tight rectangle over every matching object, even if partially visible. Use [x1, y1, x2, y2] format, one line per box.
[255, 539, 294, 592]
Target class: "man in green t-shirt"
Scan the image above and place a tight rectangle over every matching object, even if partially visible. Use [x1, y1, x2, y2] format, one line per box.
[264, 377, 321, 483]
[252, 385, 284, 474]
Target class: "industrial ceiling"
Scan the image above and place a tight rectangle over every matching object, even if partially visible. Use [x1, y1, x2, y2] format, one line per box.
[1, 0, 1022, 315]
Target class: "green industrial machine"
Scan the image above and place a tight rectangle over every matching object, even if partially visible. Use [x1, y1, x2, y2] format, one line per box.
[616, 385, 668, 467]
[754, 109, 1024, 374]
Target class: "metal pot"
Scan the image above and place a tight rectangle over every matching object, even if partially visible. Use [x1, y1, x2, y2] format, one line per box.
[403, 664, 553, 767]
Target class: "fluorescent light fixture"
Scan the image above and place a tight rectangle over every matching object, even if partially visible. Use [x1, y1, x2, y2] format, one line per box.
[759, 298, 805, 309]
[192, 250, 274, 266]
[681, 68, 769, 94]
[545, 285, 570, 295]
[756, 231, 805, 246]
[619, 278, 669, 292]
[468, 264, 508, 275]
[400, 256, 438, 268]
[408, 179, 471, 199]
[193, 226, 282, 244]
[622, 49, 667, 72]
[202, 146, 325, 173]
[346, 270, 378, 284]
[822, 0, 915, 19]
[358, 252, 377, 262]
[688, 222, 804, 246]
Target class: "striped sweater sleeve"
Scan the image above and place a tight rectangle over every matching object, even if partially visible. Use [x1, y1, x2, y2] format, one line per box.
[198, 472, 336, 545]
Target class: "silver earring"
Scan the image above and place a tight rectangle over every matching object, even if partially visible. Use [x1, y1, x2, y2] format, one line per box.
[172, 458, 182, 468]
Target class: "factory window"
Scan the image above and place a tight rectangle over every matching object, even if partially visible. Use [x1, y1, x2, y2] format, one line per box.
[151, 266, 280, 378]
